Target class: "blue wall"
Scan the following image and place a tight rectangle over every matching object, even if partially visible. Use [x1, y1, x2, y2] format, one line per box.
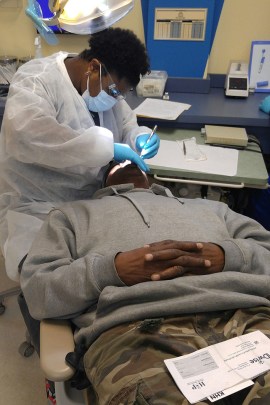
[141, 0, 224, 78]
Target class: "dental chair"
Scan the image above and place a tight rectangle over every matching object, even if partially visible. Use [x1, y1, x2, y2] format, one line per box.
[40, 319, 88, 405]
[1, 256, 87, 403]
[0, 254, 35, 357]
[0, 285, 21, 315]
[1, 250, 89, 404]
[0, 286, 35, 357]
[17, 290, 90, 405]
[0, 253, 20, 315]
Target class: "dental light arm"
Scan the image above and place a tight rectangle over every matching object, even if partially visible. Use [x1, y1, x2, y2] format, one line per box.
[48, 0, 69, 13]
[40, 0, 69, 26]
[26, 0, 134, 44]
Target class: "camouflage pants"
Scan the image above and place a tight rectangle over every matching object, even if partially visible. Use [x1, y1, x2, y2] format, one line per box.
[84, 306, 270, 405]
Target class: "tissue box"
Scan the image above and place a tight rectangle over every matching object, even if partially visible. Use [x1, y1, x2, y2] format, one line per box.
[136, 70, 168, 97]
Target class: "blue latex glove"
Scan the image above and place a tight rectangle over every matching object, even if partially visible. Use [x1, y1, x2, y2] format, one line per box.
[259, 95, 270, 114]
[113, 143, 149, 172]
[136, 133, 160, 159]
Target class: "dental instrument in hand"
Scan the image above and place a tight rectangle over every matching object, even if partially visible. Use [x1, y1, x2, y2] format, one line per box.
[140, 125, 158, 157]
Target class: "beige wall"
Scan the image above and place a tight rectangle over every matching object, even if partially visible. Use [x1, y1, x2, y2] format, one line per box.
[0, 0, 269, 74]
[209, 0, 270, 73]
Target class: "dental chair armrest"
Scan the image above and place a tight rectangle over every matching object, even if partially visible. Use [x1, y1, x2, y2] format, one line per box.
[40, 319, 76, 382]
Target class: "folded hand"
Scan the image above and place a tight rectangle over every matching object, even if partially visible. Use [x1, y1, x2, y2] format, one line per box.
[115, 239, 224, 285]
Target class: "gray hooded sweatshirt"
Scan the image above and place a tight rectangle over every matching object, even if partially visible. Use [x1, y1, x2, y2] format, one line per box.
[21, 184, 270, 347]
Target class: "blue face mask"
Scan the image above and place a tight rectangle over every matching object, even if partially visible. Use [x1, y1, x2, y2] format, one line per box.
[82, 66, 118, 113]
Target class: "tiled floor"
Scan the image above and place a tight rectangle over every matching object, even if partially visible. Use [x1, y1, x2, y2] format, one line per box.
[0, 254, 48, 404]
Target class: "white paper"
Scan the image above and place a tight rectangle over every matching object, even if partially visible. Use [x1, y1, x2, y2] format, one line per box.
[164, 331, 270, 404]
[145, 139, 238, 176]
[208, 380, 254, 402]
[133, 98, 191, 120]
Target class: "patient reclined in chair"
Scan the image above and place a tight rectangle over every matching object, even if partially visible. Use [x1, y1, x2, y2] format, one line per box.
[20, 163, 270, 404]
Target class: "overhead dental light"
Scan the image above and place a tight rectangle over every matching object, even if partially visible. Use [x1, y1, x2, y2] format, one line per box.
[25, 0, 134, 45]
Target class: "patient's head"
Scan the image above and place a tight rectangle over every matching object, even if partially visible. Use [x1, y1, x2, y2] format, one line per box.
[105, 162, 149, 189]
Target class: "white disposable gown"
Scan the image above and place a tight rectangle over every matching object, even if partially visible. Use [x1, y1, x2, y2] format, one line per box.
[0, 52, 150, 280]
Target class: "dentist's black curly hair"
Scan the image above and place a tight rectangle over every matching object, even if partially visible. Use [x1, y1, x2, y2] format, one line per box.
[79, 27, 150, 87]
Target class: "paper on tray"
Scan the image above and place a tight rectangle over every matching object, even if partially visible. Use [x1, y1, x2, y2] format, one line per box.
[145, 139, 238, 176]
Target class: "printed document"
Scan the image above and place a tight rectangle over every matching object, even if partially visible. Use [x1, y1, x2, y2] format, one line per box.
[165, 330, 270, 404]
[133, 98, 191, 120]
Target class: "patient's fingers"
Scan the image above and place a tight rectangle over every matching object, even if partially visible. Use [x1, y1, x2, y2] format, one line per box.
[148, 253, 210, 269]
[151, 266, 186, 281]
[145, 246, 203, 262]
[146, 242, 224, 275]
[151, 263, 212, 281]
[146, 240, 203, 253]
